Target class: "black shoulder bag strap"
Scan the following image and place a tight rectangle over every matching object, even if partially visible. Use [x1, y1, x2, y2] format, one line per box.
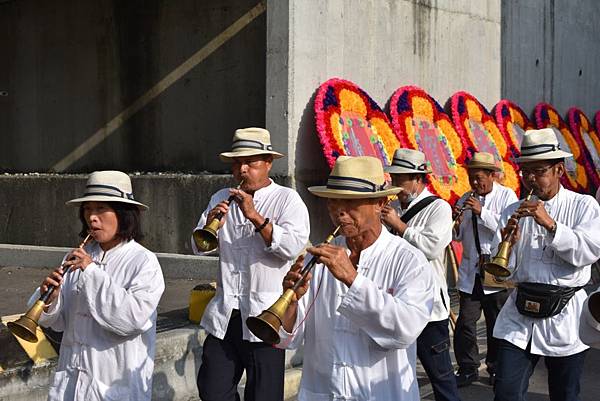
[400, 196, 439, 223]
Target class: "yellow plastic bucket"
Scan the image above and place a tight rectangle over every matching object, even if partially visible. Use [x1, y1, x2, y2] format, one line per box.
[188, 283, 216, 323]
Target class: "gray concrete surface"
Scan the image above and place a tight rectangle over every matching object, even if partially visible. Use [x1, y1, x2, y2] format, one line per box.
[502, 0, 600, 118]
[0, 173, 290, 254]
[0, 0, 266, 173]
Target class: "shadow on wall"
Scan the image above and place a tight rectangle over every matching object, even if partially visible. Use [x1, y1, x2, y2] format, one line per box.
[294, 88, 335, 245]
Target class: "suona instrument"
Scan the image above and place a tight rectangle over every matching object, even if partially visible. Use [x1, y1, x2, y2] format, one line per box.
[452, 191, 475, 226]
[193, 181, 243, 252]
[484, 189, 534, 277]
[7, 233, 94, 343]
[246, 225, 341, 344]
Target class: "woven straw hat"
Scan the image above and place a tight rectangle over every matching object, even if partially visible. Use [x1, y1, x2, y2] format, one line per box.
[467, 152, 502, 172]
[219, 127, 284, 162]
[384, 148, 432, 174]
[308, 156, 401, 199]
[66, 170, 148, 210]
[516, 128, 573, 162]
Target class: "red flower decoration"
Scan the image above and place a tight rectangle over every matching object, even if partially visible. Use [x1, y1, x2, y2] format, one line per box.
[450, 92, 521, 195]
[389, 86, 470, 204]
[567, 107, 600, 193]
[534, 103, 590, 193]
[314, 78, 399, 168]
[493, 99, 535, 156]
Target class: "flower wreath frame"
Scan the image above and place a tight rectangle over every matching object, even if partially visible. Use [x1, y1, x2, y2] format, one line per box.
[567, 107, 600, 193]
[493, 99, 535, 156]
[389, 85, 470, 203]
[314, 78, 400, 168]
[534, 103, 589, 193]
[450, 91, 521, 195]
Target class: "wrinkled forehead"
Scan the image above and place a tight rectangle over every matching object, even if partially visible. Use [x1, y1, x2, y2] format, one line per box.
[518, 159, 559, 169]
[467, 168, 494, 178]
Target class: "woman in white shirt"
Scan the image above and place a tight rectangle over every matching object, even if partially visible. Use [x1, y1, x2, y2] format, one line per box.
[37, 170, 165, 401]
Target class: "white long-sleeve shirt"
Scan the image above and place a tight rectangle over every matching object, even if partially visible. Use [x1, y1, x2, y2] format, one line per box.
[192, 179, 310, 341]
[580, 288, 600, 349]
[454, 182, 518, 294]
[492, 186, 600, 356]
[391, 188, 452, 321]
[37, 240, 165, 401]
[278, 228, 435, 401]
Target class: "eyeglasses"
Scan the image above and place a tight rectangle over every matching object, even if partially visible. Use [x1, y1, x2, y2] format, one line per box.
[232, 158, 267, 167]
[519, 165, 554, 178]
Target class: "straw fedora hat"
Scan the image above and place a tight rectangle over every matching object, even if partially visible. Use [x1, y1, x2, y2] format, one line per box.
[219, 127, 284, 162]
[384, 148, 432, 174]
[308, 156, 401, 199]
[466, 152, 502, 172]
[516, 128, 573, 162]
[66, 170, 148, 210]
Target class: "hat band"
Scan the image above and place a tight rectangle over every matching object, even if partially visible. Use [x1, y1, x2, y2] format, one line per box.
[84, 184, 135, 200]
[232, 139, 273, 151]
[392, 157, 427, 171]
[520, 143, 561, 157]
[326, 175, 386, 193]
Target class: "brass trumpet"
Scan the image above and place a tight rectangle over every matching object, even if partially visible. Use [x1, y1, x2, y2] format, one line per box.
[246, 225, 341, 344]
[8, 233, 94, 343]
[193, 181, 243, 252]
[484, 189, 534, 277]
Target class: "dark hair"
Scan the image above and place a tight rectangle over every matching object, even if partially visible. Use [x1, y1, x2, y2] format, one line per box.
[410, 173, 430, 185]
[79, 202, 144, 242]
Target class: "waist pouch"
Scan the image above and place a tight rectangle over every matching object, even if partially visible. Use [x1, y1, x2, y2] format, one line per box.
[515, 282, 582, 318]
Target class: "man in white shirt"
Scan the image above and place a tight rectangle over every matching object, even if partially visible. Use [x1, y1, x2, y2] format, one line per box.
[278, 155, 435, 401]
[192, 128, 310, 401]
[452, 152, 518, 387]
[381, 148, 460, 401]
[491, 128, 600, 401]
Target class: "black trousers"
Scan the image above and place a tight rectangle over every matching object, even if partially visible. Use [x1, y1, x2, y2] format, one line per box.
[453, 277, 509, 374]
[197, 310, 285, 401]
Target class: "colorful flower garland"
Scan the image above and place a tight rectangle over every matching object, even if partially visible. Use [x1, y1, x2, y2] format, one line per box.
[314, 78, 400, 168]
[534, 103, 589, 193]
[450, 92, 521, 195]
[389, 86, 470, 204]
[567, 107, 600, 193]
[493, 99, 535, 156]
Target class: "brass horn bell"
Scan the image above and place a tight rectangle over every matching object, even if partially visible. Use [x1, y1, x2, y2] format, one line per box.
[246, 290, 295, 345]
[7, 300, 46, 343]
[192, 219, 220, 253]
[483, 241, 512, 277]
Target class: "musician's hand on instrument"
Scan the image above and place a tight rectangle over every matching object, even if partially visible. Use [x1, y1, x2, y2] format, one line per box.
[282, 255, 311, 302]
[207, 201, 230, 228]
[381, 205, 405, 234]
[518, 200, 554, 230]
[64, 248, 93, 271]
[464, 197, 482, 215]
[40, 267, 65, 305]
[502, 217, 520, 245]
[308, 244, 357, 287]
[229, 188, 258, 220]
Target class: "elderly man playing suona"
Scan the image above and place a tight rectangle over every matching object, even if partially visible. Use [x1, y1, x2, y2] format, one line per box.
[380, 148, 461, 401]
[452, 152, 518, 387]
[491, 128, 600, 401]
[192, 128, 310, 401]
[278, 155, 435, 401]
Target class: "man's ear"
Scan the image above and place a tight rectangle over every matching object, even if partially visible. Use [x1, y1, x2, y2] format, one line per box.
[555, 162, 565, 178]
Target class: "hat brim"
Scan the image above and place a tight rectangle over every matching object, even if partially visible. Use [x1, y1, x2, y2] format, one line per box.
[219, 150, 284, 162]
[579, 293, 600, 347]
[307, 186, 401, 199]
[466, 162, 502, 172]
[66, 196, 149, 210]
[515, 150, 573, 163]
[384, 165, 432, 174]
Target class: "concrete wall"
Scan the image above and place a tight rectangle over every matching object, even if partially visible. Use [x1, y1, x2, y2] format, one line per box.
[267, 0, 501, 240]
[0, 173, 287, 254]
[0, 0, 266, 173]
[502, 0, 600, 118]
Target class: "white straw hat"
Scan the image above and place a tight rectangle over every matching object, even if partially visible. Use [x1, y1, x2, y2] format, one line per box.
[309, 156, 401, 199]
[466, 152, 502, 172]
[384, 148, 432, 174]
[516, 128, 573, 162]
[66, 170, 148, 210]
[219, 127, 284, 162]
